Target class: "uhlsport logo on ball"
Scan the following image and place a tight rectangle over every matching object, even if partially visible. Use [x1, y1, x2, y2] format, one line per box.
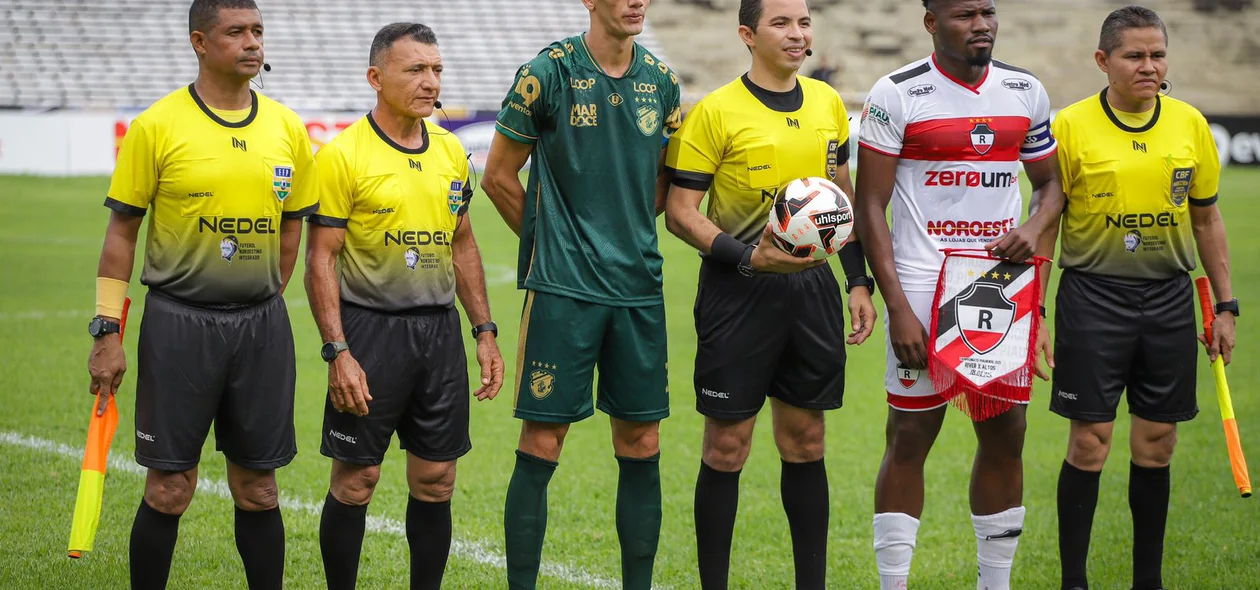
[767, 177, 855, 260]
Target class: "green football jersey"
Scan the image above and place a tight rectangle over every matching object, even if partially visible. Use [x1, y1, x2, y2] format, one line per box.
[496, 35, 682, 307]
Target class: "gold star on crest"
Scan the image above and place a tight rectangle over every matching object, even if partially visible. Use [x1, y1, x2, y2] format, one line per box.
[990, 271, 1001, 279]
[1004, 272, 1012, 280]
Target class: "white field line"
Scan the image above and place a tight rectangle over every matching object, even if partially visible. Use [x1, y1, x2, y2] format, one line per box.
[0, 431, 644, 589]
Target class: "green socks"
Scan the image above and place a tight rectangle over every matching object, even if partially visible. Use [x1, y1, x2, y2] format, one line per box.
[504, 450, 558, 590]
[616, 453, 662, 590]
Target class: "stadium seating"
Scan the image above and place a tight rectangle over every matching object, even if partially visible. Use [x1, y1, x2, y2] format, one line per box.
[3, 0, 1254, 114]
[649, 0, 1260, 114]
[0, 0, 669, 111]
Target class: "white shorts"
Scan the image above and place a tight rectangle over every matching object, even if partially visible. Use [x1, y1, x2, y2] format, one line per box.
[883, 288, 1033, 413]
[883, 290, 947, 411]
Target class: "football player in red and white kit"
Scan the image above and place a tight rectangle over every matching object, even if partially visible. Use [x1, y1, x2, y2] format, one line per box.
[854, 1, 1066, 589]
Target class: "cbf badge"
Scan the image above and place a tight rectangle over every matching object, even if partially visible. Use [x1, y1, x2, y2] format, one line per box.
[1170, 167, 1193, 207]
[272, 165, 293, 201]
[928, 249, 1046, 421]
[826, 139, 840, 179]
[448, 181, 464, 215]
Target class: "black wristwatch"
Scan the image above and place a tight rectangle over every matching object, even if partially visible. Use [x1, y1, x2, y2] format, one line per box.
[1215, 298, 1240, 317]
[737, 245, 756, 278]
[320, 341, 350, 362]
[88, 316, 121, 338]
[845, 275, 875, 294]
[471, 322, 499, 339]
[1039, 305, 1048, 318]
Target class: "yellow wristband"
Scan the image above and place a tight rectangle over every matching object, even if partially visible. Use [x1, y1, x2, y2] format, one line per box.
[95, 277, 129, 319]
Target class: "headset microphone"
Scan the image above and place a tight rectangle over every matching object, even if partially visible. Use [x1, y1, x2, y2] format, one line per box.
[263, 63, 271, 72]
[1159, 79, 1171, 95]
[251, 62, 271, 90]
[434, 100, 443, 109]
[805, 48, 813, 57]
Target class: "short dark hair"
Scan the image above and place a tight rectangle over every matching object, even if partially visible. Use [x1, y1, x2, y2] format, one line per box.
[188, 0, 258, 35]
[1099, 5, 1167, 54]
[370, 23, 438, 67]
[739, 0, 763, 31]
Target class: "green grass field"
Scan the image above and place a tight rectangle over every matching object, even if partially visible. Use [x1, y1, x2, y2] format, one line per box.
[1, 169, 1257, 589]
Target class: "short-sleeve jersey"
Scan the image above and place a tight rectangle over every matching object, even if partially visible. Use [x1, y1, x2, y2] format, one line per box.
[1052, 90, 1221, 280]
[666, 75, 850, 244]
[858, 55, 1057, 291]
[106, 85, 319, 306]
[308, 115, 473, 311]
[495, 35, 682, 307]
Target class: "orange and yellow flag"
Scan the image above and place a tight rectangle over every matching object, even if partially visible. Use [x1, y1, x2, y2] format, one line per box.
[68, 297, 130, 558]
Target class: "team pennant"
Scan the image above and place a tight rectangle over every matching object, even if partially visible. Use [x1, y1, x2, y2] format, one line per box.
[928, 249, 1046, 421]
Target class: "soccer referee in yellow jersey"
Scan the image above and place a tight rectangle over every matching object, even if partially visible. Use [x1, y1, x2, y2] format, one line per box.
[85, 1, 317, 589]
[305, 23, 504, 590]
[665, 1, 875, 587]
[1044, 7, 1236, 590]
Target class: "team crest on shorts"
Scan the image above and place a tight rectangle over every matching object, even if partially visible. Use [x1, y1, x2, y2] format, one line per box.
[272, 165, 293, 201]
[636, 104, 660, 136]
[896, 362, 920, 389]
[405, 246, 421, 270]
[529, 364, 555, 400]
[1170, 167, 1193, 207]
[448, 181, 464, 215]
[1125, 229, 1142, 253]
[969, 123, 996, 156]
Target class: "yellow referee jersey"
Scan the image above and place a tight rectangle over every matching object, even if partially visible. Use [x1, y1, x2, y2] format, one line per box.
[667, 75, 850, 244]
[309, 115, 472, 312]
[1053, 89, 1221, 280]
[107, 85, 319, 306]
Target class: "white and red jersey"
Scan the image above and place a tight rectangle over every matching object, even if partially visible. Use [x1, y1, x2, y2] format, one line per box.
[859, 54, 1056, 291]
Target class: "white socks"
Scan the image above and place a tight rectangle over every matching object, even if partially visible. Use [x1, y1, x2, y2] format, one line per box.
[873, 512, 920, 590]
[972, 506, 1026, 590]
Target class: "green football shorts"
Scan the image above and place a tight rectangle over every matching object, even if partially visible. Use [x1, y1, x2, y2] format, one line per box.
[513, 290, 670, 423]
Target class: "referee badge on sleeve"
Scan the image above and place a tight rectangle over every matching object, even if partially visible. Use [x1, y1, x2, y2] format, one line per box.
[272, 165, 293, 201]
[448, 181, 464, 215]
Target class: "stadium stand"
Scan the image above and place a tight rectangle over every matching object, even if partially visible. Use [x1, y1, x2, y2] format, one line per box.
[0, 0, 669, 111]
[2, 0, 1253, 114]
[651, 0, 1260, 114]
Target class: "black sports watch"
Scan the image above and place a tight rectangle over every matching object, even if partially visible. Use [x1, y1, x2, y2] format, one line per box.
[1039, 305, 1048, 319]
[471, 322, 499, 339]
[88, 317, 121, 338]
[320, 341, 350, 362]
[1215, 298, 1240, 317]
[737, 245, 756, 278]
[845, 275, 875, 294]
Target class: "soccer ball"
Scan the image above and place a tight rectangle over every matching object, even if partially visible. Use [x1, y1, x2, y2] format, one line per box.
[768, 177, 855, 260]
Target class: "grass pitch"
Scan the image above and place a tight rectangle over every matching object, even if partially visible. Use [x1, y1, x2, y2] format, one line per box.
[1, 169, 1257, 588]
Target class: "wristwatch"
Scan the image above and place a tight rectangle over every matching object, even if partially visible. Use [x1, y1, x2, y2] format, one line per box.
[737, 245, 756, 278]
[471, 322, 499, 339]
[320, 341, 350, 362]
[1215, 298, 1241, 317]
[88, 316, 121, 338]
[1039, 305, 1048, 318]
[845, 275, 875, 294]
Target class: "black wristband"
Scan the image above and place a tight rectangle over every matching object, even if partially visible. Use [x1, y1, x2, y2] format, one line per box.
[838, 240, 868, 279]
[711, 232, 752, 269]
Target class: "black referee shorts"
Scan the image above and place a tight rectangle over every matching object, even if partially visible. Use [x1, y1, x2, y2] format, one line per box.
[1050, 270, 1198, 423]
[134, 290, 297, 472]
[693, 258, 848, 420]
[320, 303, 471, 465]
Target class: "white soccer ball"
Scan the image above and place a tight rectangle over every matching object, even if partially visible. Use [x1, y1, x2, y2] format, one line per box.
[767, 177, 855, 260]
